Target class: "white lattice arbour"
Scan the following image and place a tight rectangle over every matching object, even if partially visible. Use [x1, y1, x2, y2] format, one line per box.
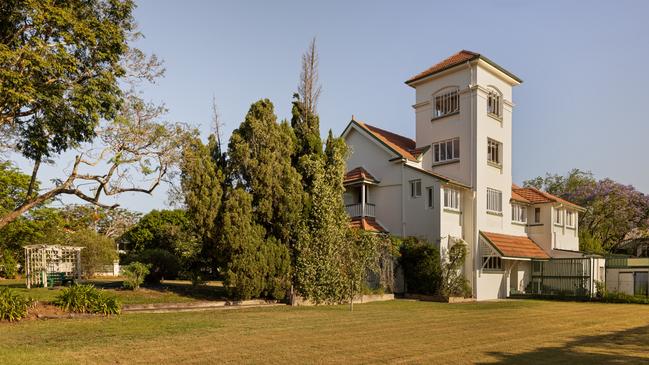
[24, 245, 83, 289]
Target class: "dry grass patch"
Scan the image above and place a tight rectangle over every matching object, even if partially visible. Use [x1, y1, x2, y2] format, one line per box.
[1, 300, 648, 364]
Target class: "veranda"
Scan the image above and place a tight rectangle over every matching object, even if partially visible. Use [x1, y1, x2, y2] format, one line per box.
[24, 245, 82, 288]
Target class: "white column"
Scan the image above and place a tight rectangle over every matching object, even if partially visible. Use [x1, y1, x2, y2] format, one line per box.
[361, 184, 366, 217]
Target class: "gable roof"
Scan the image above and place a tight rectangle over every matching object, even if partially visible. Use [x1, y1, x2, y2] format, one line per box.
[511, 185, 584, 211]
[344, 167, 379, 185]
[354, 120, 421, 161]
[405, 50, 523, 85]
[342, 119, 468, 188]
[481, 231, 550, 260]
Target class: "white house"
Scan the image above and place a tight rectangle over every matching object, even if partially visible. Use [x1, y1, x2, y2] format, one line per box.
[342, 50, 605, 300]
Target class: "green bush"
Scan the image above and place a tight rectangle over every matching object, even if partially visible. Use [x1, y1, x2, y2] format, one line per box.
[53, 284, 121, 315]
[399, 237, 442, 295]
[601, 291, 649, 304]
[68, 228, 118, 277]
[122, 261, 150, 290]
[0, 250, 18, 279]
[0, 287, 33, 321]
[127, 248, 180, 284]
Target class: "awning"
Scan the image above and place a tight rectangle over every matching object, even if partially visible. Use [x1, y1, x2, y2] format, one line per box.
[480, 231, 549, 260]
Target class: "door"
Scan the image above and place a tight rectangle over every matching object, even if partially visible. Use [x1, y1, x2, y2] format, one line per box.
[635, 272, 648, 296]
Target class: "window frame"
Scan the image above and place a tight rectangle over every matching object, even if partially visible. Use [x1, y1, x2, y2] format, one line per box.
[512, 204, 527, 224]
[486, 188, 503, 214]
[433, 88, 460, 119]
[410, 179, 422, 198]
[487, 88, 503, 118]
[555, 208, 563, 225]
[433, 138, 460, 164]
[482, 256, 503, 271]
[487, 138, 502, 167]
[443, 187, 461, 211]
[566, 210, 575, 228]
[426, 187, 434, 209]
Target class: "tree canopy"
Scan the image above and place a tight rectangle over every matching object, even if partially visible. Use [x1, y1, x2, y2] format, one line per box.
[0, 0, 137, 159]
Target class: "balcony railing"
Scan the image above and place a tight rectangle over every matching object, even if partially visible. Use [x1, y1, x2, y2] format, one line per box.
[345, 203, 375, 218]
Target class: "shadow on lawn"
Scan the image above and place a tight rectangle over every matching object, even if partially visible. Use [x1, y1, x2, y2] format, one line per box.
[140, 281, 228, 301]
[481, 324, 649, 364]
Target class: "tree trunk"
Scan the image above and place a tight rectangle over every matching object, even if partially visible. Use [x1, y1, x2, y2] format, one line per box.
[0, 187, 62, 229]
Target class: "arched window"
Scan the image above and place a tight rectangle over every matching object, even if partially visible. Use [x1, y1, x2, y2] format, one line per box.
[487, 87, 502, 117]
[433, 87, 460, 119]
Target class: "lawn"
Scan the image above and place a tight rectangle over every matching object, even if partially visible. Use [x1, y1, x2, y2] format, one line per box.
[0, 279, 227, 305]
[1, 299, 648, 364]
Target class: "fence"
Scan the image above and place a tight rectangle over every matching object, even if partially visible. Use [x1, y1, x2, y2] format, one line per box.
[528, 258, 594, 297]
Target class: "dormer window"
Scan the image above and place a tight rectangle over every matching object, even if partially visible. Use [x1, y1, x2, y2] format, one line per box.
[487, 87, 502, 118]
[433, 88, 459, 119]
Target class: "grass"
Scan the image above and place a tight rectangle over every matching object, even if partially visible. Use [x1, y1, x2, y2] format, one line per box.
[1, 299, 648, 364]
[0, 279, 227, 305]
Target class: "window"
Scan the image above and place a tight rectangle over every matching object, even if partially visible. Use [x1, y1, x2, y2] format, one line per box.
[487, 89, 502, 117]
[487, 138, 501, 166]
[433, 89, 460, 118]
[512, 204, 527, 223]
[486, 188, 502, 213]
[426, 187, 434, 208]
[534, 208, 541, 223]
[410, 180, 422, 198]
[482, 256, 502, 270]
[444, 187, 460, 210]
[566, 210, 575, 227]
[433, 138, 460, 164]
[555, 209, 563, 225]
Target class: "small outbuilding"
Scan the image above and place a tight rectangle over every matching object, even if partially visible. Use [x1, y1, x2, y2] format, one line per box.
[606, 257, 649, 296]
[24, 245, 82, 288]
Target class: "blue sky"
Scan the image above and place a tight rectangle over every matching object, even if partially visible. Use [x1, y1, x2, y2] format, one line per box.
[17, 0, 649, 212]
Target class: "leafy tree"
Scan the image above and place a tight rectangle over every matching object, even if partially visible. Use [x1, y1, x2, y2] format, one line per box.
[0, 161, 32, 213]
[399, 237, 442, 295]
[180, 132, 224, 266]
[220, 188, 290, 300]
[59, 205, 140, 238]
[118, 209, 199, 260]
[68, 228, 118, 277]
[294, 132, 351, 303]
[0, 0, 137, 157]
[341, 229, 381, 311]
[126, 248, 181, 284]
[228, 99, 305, 245]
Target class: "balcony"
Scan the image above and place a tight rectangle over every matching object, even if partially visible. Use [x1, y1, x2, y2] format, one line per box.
[346, 203, 375, 218]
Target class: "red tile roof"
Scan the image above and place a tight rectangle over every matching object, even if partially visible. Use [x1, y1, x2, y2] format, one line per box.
[511, 185, 583, 210]
[355, 121, 420, 161]
[405, 50, 523, 85]
[481, 231, 549, 259]
[511, 189, 531, 204]
[350, 217, 387, 233]
[344, 167, 379, 185]
[406, 50, 479, 84]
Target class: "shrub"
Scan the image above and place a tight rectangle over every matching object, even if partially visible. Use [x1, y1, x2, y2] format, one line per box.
[0, 250, 18, 279]
[440, 240, 471, 298]
[53, 284, 121, 315]
[69, 228, 118, 277]
[122, 261, 150, 290]
[127, 248, 180, 284]
[601, 291, 649, 304]
[399, 237, 442, 295]
[0, 287, 33, 321]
